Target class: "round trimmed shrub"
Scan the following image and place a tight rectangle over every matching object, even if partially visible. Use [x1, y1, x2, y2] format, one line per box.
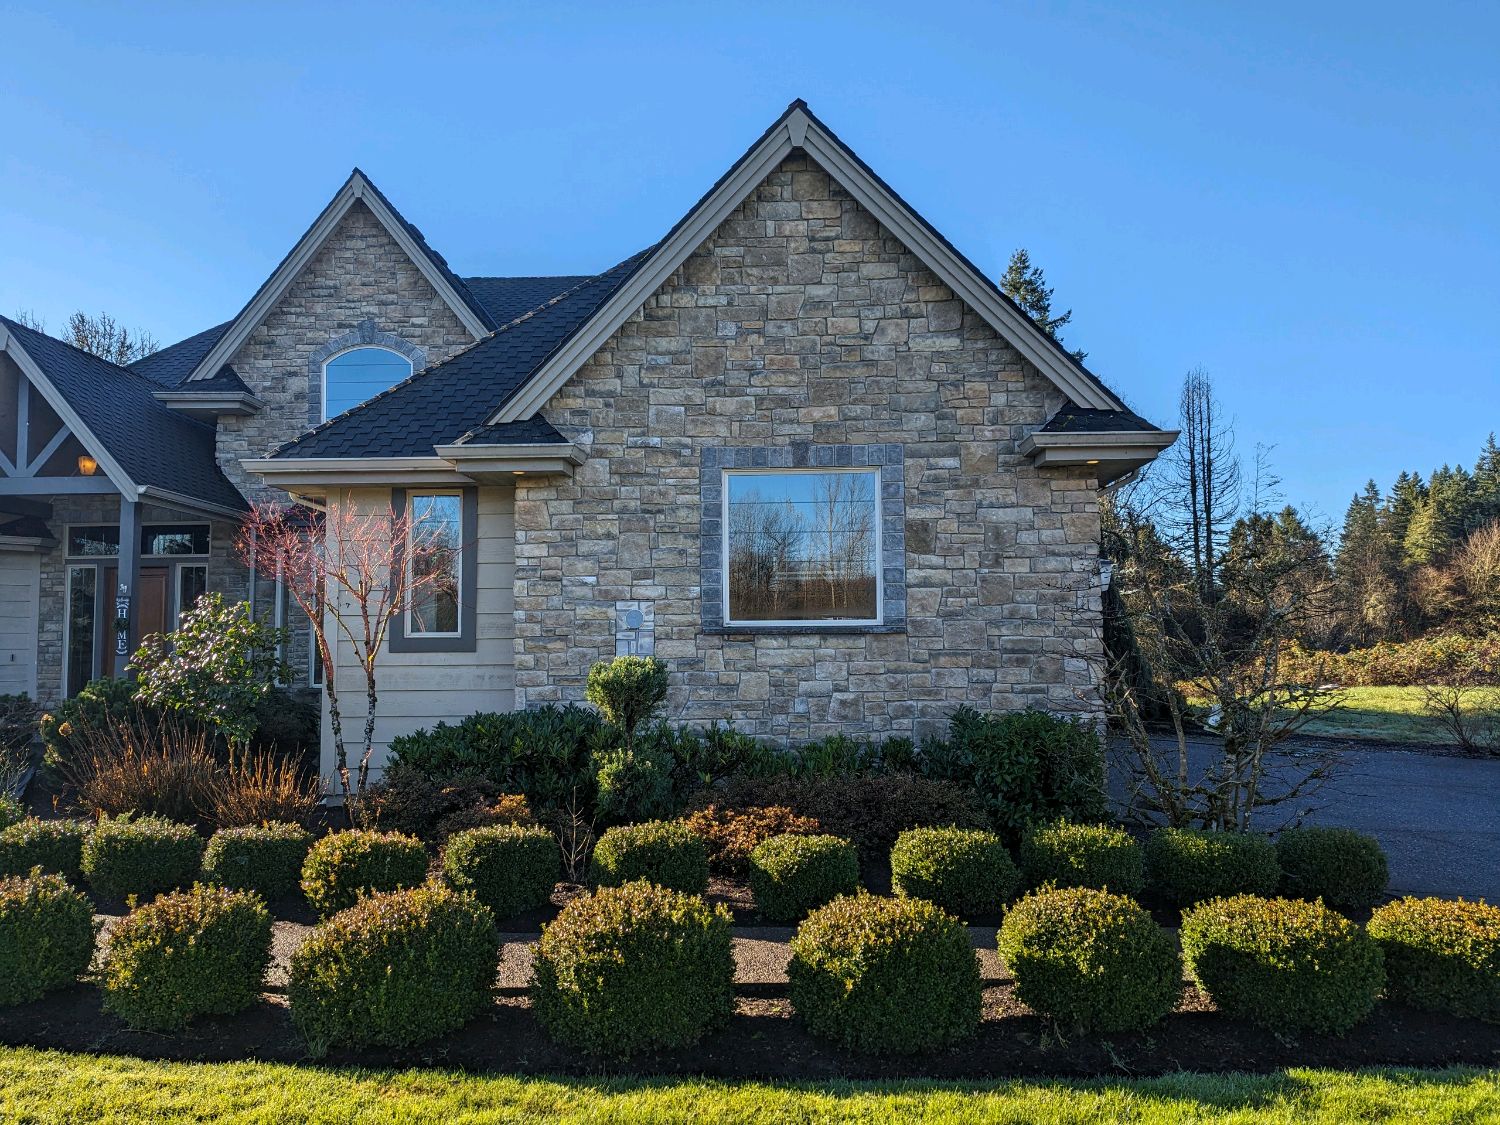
[0, 872, 98, 1006]
[0, 818, 90, 882]
[788, 893, 981, 1054]
[289, 882, 498, 1055]
[531, 880, 734, 1057]
[890, 827, 1019, 918]
[100, 884, 272, 1030]
[203, 822, 314, 902]
[1146, 828, 1280, 907]
[1276, 827, 1388, 911]
[82, 815, 204, 901]
[997, 887, 1181, 1032]
[443, 824, 560, 921]
[589, 820, 708, 895]
[1020, 820, 1145, 896]
[750, 834, 860, 923]
[1180, 895, 1385, 1034]
[1368, 896, 1500, 1022]
[300, 830, 428, 918]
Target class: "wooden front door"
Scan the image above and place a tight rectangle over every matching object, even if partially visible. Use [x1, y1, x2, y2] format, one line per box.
[102, 565, 168, 677]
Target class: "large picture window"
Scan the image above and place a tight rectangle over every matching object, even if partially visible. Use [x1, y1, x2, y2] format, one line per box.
[405, 492, 463, 636]
[724, 468, 880, 625]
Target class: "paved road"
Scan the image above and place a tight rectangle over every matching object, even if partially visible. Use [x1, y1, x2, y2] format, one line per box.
[1110, 736, 1499, 901]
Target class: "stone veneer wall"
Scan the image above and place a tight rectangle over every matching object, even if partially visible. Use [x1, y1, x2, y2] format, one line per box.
[513, 154, 1104, 744]
[216, 200, 477, 500]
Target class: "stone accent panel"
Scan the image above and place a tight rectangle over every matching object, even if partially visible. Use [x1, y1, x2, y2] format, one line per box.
[513, 154, 1105, 744]
[217, 200, 476, 499]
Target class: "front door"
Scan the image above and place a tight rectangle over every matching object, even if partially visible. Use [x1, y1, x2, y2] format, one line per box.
[102, 565, 169, 678]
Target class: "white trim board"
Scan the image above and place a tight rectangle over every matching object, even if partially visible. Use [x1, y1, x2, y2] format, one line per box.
[185, 171, 490, 384]
[491, 104, 1127, 424]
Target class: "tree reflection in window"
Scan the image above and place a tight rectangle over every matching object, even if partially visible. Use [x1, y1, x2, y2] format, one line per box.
[406, 493, 462, 635]
[726, 469, 878, 623]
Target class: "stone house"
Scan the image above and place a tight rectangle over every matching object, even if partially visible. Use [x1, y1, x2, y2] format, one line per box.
[0, 101, 1174, 778]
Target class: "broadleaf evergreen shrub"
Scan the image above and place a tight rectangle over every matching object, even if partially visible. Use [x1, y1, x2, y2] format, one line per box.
[300, 830, 428, 918]
[1145, 828, 1281, 907]
[1276, 827, 1388, 911]
[82, 814, 204, 901]
[100, 884, 272, 1030]
[1180, 895, 1385, 1034]
[749, 834, 860, 922]
[1020, 820, 1145, 896]
[288, 883, 498, 1055]
[0, 794, 24, 831]
[531, 881, 734, 1057]
[789, 894, 981, 1054]
[585, 656, 668, 743]
[890, 827, 1019, 918]
[0, 818, 89, 882]
[589, 820, 708, 894]
[443, 824, 560, 920]
[1368, 896, 1500, 1022]
[0, 872, 98, 1006]
[202, 822, 313, 901]
[997, 887, 1181, 1032]
[39, 676, 140, 766]
[683, 804, 822, 876]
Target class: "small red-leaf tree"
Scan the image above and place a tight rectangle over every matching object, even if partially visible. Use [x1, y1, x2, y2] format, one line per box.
[237, 495, 456, 816]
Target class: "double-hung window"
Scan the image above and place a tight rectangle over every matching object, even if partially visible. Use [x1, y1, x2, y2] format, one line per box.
[723, 468, 881, 626]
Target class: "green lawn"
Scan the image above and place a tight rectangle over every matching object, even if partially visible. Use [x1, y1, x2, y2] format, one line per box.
[1297, 685, 1500, 745]
[0, 1049, 1497, 1124]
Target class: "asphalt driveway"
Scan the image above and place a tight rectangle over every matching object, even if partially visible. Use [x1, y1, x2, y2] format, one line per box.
[1111, 736, 1499, 901]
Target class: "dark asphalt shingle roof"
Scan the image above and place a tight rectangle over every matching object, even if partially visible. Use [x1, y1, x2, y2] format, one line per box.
[1038, 404, 1167, 434]
[129, 321, 231, 387]
[1, 316, 247, 512]
[272, 250, 653, 458]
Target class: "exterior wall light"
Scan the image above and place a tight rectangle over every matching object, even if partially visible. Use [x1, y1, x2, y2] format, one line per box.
[77, 453, 98, 476]
[1085, 459, 1101, 465]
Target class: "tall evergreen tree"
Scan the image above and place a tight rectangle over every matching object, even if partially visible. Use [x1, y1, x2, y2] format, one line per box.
[1335, 482, 1400, 643]
[1000, 248, 1086, 361]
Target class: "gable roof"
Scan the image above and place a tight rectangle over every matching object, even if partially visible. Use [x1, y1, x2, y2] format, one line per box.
[181, 169, 494, 384]
[268, 251, 652, 459]
[130, 320, 231, 386]
[490, 100, 1135, 424]
[0, 316, 247, 514]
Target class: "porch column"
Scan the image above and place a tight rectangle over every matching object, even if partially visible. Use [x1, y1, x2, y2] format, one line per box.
[116, 496, 141, 676]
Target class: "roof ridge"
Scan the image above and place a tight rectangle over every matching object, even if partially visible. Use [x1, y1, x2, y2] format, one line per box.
[268, 252, 648, 455]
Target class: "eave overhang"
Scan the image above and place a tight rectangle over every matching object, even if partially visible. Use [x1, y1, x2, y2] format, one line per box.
[243, 443, 582, 494]
[1020, 429, 1180, 485]
[153, 389, 264, 417]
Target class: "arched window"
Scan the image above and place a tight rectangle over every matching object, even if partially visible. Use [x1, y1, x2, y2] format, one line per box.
[321, 346, 413, 421]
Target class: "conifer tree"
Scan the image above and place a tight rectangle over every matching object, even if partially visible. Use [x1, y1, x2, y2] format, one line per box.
[1000, 248, 1087, 361]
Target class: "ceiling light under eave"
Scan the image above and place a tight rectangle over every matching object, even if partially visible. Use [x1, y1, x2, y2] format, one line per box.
[512, 471, 525, 476]
[1085, 459, 1101, 465]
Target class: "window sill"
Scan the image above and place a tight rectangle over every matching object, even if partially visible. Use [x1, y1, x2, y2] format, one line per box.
[704, 623, 907, 636]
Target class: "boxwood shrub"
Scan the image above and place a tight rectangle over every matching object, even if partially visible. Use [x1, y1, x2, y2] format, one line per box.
[82, 815, 204, 901]
[1145, 828, 1280, 907]
[997, 887, 1181, 1032]
[749, 834, 860, 923]
[1180, 894, 1385, 1034]
[443, 824, 560, 921]
[683, 804, 822, 876]
[1276, 827, 1388, 911]
[0, 872, 98, 1006]
[288, 882, 498, 1055]
[203, 822, 314, 902]
[0, 818, 89, 882]
[890, 827, 1019, 918]
[788, 893, 981, 1054]
[589, 820, 708, 895]
[100, 885, 272, 1031]
[1020, 820, 1145, 896]
[300, 830, 429, 918]
[1368, 896, 1499, 1022]
[531, 880, 734, 1057]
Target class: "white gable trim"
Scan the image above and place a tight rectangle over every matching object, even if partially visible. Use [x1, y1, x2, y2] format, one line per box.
[186, 172, 489, 383]
[491, 106, 1125, 424]
[0, 326, 137, 496]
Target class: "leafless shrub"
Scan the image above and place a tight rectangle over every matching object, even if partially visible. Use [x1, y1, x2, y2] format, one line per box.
[212, 749, 323, 828]
[59, 710, 217, 824]
[1421, 672, 1500, 757]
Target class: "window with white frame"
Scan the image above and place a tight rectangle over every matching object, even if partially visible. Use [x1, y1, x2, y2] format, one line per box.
[321, 346, 413, 422]
[404, 492, 463, 636]
[723, 468, 881, 625]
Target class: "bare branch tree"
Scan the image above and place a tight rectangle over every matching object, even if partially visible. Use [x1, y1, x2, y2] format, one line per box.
[1156, 369, 1241, 598]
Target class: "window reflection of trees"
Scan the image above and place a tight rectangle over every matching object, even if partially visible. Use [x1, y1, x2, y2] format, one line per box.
[728, 472, 877, 621]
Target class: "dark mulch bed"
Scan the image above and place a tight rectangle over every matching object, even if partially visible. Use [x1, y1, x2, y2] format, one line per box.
[3, 981, 1497, 1080]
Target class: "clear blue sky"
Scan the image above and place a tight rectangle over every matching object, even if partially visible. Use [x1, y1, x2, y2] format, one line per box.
[2, 1, 1495, 530]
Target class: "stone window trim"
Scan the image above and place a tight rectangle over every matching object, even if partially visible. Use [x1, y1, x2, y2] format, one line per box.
[388, 485, 478, 654]
[307, 320, 427, 426]
[699, 443, 906, 635]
